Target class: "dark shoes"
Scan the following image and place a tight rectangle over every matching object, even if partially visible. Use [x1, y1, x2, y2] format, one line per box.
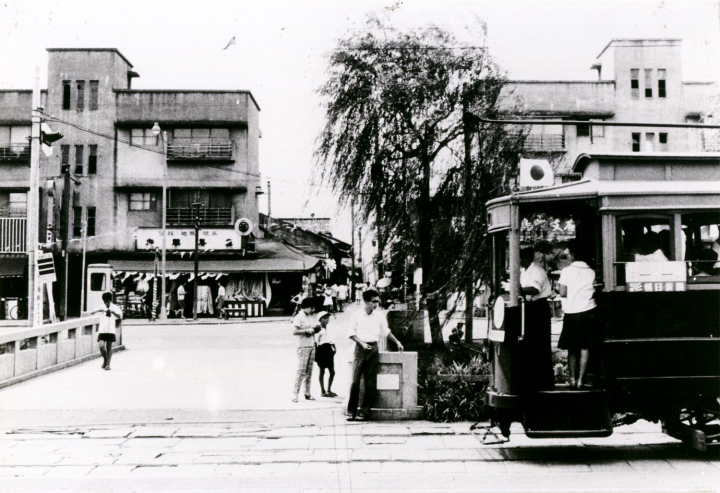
[304, 394, 315, 401]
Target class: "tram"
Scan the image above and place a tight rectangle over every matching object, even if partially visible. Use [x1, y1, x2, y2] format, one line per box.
[484, 152, 720, 451]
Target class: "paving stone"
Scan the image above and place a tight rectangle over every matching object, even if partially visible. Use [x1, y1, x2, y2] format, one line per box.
[173, 427, 226, 438]
[317, 426, 364, 436]
[442, 435, 484, 448]
[627, 459, 673, 471]
[42, 465, 96, 478]
[388, 449, 434, 461]
[382, 461, 466, 473]
[667, 459, 719, 472]
[56, 455, 118, 466]
[310, 449, 351, 462]
[296, 462, 344, 475]
[364, 437, 407, 445]
[127, 465, 183, 478]
[587, 459, 634, 472]
[2, 454, 65, 466]
[6, 440, 72, 453]
[309, 434, 364, 449]
[173, 464, 219, 477]
[83, 428, 134, 439]
[505, 460, 549, 472]
[215, 464, 262, 476]
[121, 437, 181, 449]
[408, 427, 455, 436]
[254, 436, 312, 450]
[173, 437, 259, 452]
[265, 426, 319, 438]
[0, 466, 51, 477]
[351, 449, 392, 461]
[193, 455, 237, 464]
[129, 427, 180, 438]
[545, 461, 592, 472]
[114, 451, 167, 465]
[56, 444, 122, 456]
[348, 461, 383, 473]
[84, 465, 137, 478]
[255, 463, 301, 475]
[151, 452, 199, 465]
[362, 426, 410, 436]
[233, 450, 309, 464]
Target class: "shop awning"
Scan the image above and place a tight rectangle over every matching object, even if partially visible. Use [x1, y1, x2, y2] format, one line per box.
[0, 255, 26, 278]
[109, 239, 322, 273]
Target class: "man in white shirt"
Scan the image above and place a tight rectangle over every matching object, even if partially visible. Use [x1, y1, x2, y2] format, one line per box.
[519, 247, 554, 390]
[215, 283, 226, 319]
[89, 292, 123, 371]
[347, 289, 404, 421]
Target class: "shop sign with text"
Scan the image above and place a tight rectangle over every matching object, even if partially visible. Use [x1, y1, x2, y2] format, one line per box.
[135, 228, 245, 251]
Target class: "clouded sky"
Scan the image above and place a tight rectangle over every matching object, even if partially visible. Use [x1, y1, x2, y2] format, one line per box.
[1, 0, 718, 245]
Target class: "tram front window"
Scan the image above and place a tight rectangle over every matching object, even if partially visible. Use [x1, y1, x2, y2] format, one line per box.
[616, 216, 672, 285]
[682, 212, 720, 281]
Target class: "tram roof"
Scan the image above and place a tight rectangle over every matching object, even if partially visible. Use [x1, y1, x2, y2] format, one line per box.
[487, 179, 720, 207]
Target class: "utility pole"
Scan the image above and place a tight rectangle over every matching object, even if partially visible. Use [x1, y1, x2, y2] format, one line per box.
[192, 202, 200, 321]
[160, 130, 168, 320]
[462, 102, 474, 342]
[27, 67, 41, 327]
[350, 199, 356, 300]
[358, 228, 363, 283]
[61, 167, 71, 321]
[79, 223, 87, 313]
[267, 180, 272, 227]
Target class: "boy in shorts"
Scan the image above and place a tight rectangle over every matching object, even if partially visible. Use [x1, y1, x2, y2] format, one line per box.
[90, 292, 123, 370]
[314, 311, 337, 397]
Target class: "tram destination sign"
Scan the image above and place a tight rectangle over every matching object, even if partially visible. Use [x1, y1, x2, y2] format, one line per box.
[626, 261, 686, 292]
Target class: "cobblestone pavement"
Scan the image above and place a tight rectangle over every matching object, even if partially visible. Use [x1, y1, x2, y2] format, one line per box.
[0, 417, 718, 492]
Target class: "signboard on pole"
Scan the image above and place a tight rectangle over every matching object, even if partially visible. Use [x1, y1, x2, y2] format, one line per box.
[37, 253, 57, 283]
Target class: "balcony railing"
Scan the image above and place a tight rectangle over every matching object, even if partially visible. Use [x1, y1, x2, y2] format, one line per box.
[166, 142, 233, 162]
[524, 134, 566, 152]
[0, 216, 27, 253]
[166, 207, 233, 226]
[0, 143, 30, 163]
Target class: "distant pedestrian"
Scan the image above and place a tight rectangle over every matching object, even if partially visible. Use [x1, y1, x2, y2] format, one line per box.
[337, 283, 348, 312]
[292, 298, 320, 402]
[314, 311, 337, 397]
[176, 283, 186, 319]
[89, 292, 122, 371]
[347, 289, 404, 421]
[354, 285, 363, 304]
[216, 283, 226, 319]
[323, 285, 334, 314]
[290, 291, 304, 319]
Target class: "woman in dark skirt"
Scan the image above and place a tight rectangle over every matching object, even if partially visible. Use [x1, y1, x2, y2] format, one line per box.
[557, 240, 597, 389]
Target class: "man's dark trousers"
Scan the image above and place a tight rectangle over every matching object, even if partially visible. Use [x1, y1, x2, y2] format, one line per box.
[347, 342, 379, 417]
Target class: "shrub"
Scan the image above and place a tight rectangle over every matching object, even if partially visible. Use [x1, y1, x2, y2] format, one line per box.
[422, 355, 491, 422]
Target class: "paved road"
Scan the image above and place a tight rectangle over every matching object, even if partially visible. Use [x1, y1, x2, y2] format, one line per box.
[0, 305, 718, 492]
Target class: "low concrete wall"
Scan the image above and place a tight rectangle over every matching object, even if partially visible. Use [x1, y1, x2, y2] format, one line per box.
[0, 317, 124, 389]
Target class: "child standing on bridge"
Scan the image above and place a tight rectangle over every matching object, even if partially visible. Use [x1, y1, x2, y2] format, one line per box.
[90, 292, 123, 371]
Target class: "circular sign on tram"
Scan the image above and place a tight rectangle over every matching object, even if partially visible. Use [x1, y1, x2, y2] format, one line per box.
[492, 296, 505, 330]
[234, 218, 253, 236]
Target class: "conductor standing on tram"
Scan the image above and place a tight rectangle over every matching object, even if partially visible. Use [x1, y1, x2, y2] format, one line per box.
[519, 246, 554, 390]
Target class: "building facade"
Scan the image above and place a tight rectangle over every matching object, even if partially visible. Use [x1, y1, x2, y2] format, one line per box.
[500, 39, 718, 180]
[0, 48, 317, 319]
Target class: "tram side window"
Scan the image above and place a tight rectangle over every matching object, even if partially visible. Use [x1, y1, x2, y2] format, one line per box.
[616, 217, 671, 285]
[682, 212, 720, 281]
[492, 231, 510, 296]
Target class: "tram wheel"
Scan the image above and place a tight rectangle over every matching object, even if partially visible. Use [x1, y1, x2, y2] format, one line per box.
[662, 407, 720, 452]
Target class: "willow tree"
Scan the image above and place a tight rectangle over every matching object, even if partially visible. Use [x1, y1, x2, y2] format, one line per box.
[315, 15, 525, 346]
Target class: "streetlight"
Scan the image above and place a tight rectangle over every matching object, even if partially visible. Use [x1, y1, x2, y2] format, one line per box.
[151, 122, 168, 320]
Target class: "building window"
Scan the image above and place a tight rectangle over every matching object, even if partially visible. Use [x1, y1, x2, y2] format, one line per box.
[576, 124, 590, 137]
[74, 145, 84, 175]
[87, 207, 96, 237]
[8, 193, 27, 214]
[630, 69, 639, 99]
[131, 128, 157, 146]
[129, 192, 157, 211]
[644, 69, 653, 98]
[62, 81, 71, 110]
[659, 132, 668, 151]
[88, 145, 97, 174]
[658, 69, 666, 98]
[73, 207, 82, 237]
[632, 133, 641, 152]
[89, 81, 99, 110]
[76, 81, 85, 111]
[61, 145, 70, 173]
[645, 133, 655, 152]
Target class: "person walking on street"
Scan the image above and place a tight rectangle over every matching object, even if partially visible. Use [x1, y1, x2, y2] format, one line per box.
[520, 246, 554, 390]
[347, 289, 404, 421]
[337, 283, 348, 312]
[322, 284, 335, 317]
[557, 240, 598, 389]
[292, 298, 320, 402]
[89, 292, 122, 370]
[176, 283, 186, 319]
[314, 311, 337, 397]
[216, 283, 226, 319]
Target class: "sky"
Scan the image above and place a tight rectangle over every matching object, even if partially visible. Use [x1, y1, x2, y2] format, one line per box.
[1, 0, 719, 250]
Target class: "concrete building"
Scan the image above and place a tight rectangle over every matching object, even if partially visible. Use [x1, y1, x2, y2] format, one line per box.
[0, 48, 318, 320]
[500, 39, 719, 180]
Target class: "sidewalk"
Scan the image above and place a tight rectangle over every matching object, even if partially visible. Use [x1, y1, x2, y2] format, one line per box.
[0, 417, 716, 491]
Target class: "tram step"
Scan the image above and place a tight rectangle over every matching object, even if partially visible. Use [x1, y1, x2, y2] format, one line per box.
[523, 386, 613, 438]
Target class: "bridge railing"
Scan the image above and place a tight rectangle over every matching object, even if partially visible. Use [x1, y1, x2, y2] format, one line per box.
[0, 316, 124, 389]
